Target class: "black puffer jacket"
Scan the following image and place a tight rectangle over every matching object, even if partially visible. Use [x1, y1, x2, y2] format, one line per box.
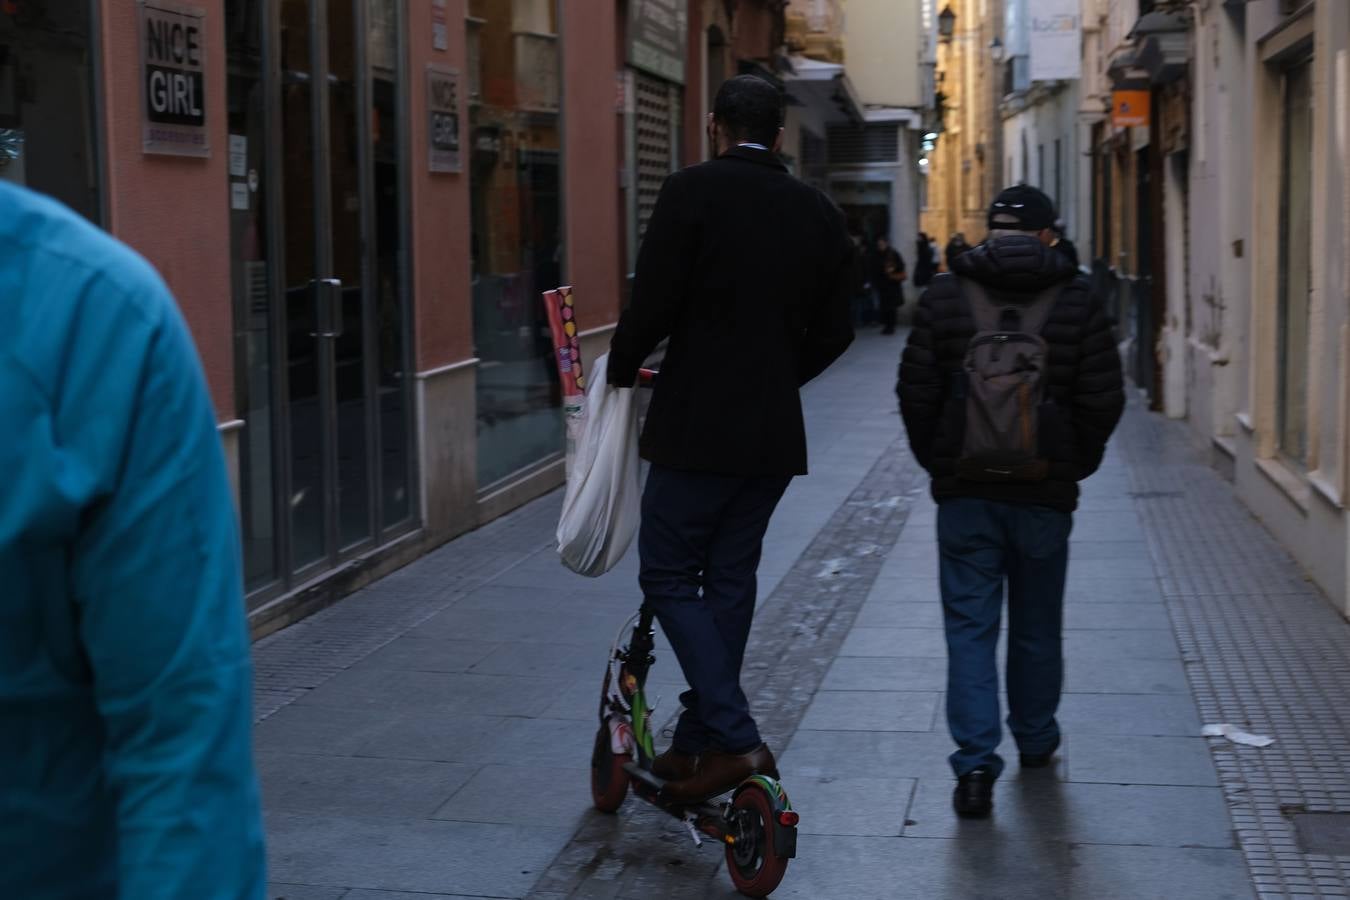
[897, 235, 1124, 512]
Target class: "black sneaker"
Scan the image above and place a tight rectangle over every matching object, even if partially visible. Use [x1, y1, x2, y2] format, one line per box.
[1019, 737, 1060, 769]
[953, 768, 995, 818]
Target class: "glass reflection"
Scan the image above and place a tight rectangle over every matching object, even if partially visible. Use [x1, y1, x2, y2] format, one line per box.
[469, 0, 564, 487]
[0, 4, 98, 220]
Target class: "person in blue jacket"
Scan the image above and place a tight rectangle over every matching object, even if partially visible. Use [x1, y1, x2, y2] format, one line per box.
[0, 182, 266, 898]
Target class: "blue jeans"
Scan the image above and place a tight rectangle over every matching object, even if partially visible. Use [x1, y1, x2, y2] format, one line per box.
[937, 498, 1073, 778]
[638, 465, 791, 755]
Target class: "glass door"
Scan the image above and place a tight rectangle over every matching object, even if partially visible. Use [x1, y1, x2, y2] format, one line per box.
[230, 0, 411, 600]
[280, 0, 376, 575]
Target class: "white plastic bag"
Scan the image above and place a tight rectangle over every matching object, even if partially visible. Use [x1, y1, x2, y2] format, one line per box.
[557, 354, 642, 576]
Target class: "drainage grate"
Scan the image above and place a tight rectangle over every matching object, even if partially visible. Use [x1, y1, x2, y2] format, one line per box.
[1290, 812, 1350, 857]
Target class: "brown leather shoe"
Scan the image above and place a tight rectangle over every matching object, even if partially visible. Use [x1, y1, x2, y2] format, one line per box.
[650, 748, 699, 782]
[660, 744, 778, 804]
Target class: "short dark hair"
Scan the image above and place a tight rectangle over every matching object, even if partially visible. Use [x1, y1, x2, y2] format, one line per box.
[712, 75, 783, 147]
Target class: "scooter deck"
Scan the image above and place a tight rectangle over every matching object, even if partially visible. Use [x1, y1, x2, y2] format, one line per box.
[621, 760, 727, 819]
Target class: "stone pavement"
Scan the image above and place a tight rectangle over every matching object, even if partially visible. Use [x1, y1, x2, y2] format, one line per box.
[257, 328, 1350, 900]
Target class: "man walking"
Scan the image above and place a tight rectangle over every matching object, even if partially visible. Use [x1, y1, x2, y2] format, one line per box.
[871, 234, 907, 334]
[608, 75, 855, 802]
[897, 185, 1124, 818]
[0, 182, 266, 897]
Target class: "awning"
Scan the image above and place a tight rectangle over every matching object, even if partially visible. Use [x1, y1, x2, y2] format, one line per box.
[1107, 46, 1146, 88]
[783, 54, 864, 124]
[1129, 10, 1191, 86]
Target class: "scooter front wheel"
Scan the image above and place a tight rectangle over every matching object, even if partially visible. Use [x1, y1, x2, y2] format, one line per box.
[590, 723, 631, 813]
[725, 783, 790, 897]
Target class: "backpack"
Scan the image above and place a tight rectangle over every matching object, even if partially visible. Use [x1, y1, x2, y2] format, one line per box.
[955, 277, 1065, 482]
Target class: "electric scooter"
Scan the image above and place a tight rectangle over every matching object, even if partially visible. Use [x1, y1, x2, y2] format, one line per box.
[589, 601, 799, 897]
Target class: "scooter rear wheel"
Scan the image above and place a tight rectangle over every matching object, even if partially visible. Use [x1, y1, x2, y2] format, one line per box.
[590, 724, 631, 813]
[725, 784, 789, 897]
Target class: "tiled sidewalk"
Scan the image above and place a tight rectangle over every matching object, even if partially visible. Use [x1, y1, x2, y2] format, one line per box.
[257, 330, 912, 899]
[762, 437, 1256, 900]
[1120, 405, 1350, 899]
[256, 329, 1350, 900]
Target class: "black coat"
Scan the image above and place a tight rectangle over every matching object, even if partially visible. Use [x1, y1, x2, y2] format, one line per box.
[1053, 236, 1080, 270]
[870, 247, 906, 300]
[897, 235, 1125, 512]
[944, 238, 972, 271]
[608, 146, 855, 477]
[913, 238, 936, 287]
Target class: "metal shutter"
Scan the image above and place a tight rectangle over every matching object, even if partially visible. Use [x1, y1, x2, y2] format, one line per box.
[634, 70, 679, 239]
[826, 123, 900, 164]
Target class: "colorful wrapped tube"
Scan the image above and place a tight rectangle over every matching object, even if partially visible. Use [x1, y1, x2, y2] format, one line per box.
[542, 286, 587, 466]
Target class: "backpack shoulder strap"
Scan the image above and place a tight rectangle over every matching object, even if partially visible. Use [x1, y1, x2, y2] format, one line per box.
[1017, 280, 1069, 336]
[957, 277, 1001, 333]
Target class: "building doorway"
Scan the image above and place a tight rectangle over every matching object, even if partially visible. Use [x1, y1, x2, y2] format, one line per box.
[227, 0, 413, 602]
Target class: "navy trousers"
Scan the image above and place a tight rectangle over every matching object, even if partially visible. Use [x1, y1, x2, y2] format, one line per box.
[937, 498, 1072, 778]
[638, 464, 791, 756]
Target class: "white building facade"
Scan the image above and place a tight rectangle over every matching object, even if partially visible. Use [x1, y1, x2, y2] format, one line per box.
[784, 0, 930, 253]
[1000, 0, 1088, 251]
[1078, 0, 1350, 617]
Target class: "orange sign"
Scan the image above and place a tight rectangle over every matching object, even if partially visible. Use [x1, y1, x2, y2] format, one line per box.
[1112, 90, 1151, 128]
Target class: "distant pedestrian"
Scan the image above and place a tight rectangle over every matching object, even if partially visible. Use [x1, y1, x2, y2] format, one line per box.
[1051, 219, 1080, 270]
[944, 232, 973, 270]
[0, 182, 266, 897]
[913, 231, 937, 288]
[608, 74, 854, 802]
[849, 230, 876, 327]
[898, 184, 1124, 819]
[870, 234, 907, 335]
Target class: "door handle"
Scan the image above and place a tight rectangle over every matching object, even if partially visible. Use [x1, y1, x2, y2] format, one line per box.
[312, 277, 343, 338]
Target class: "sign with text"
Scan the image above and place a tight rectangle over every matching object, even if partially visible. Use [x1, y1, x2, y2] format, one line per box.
[628, 0, 687, 84]
[427, 65, 461, 173]
[1029, 0, 1081, 83]
[140, 1, 208, 157]
[1112, 90, 1151, 128]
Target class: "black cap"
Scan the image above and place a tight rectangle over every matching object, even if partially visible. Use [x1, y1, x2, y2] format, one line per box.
[987, 184, 1056, 231]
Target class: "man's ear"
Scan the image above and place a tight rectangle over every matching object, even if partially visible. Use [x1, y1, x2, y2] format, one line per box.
[771, 127, 785, 154]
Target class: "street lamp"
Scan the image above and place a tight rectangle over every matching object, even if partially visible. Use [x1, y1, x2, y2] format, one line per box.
[989, 36, 1004, 63]
[938, 5, 955, 43]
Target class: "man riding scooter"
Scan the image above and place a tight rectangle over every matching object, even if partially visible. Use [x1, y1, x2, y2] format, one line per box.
[606, 75, 856, 802]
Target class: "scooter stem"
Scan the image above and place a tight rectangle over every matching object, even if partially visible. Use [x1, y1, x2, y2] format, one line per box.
[625, 605, 657, 684]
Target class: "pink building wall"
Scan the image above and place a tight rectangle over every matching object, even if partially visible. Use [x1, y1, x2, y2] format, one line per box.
[684, 1, 706, 168]
[100, 0, 234, 419]
[562, 1, 623, 332]
[409, 0, 474, 371]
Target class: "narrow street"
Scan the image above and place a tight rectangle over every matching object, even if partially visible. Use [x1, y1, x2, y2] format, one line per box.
[256, 330, 1350, 900]
[9, 4, 1350, 899]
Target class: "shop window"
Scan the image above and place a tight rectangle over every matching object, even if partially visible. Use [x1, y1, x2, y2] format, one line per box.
[1276, 56, 1313, 465]
[0, 4, 99, 221]
[469, 0, 564, 488]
